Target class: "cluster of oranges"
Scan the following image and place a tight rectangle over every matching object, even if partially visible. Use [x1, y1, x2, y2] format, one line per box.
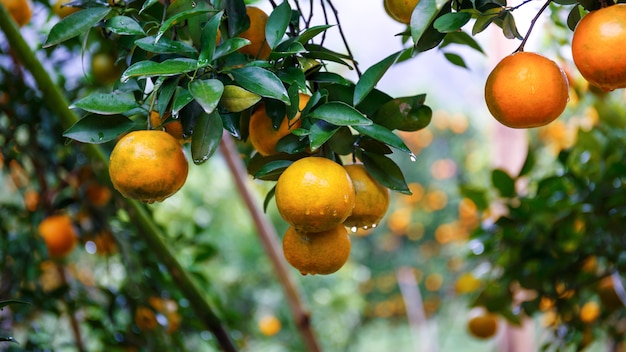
[276, 157, 390, 275]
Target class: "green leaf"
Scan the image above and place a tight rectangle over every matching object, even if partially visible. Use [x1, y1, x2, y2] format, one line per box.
[518, 146, 535, 177]
[213, 38, 251, 60]
[491, 168, 516, 198]
[225, 0, 249, 37]
[353, 50, 403, 106]
[63, 115, 136, 144]
[172, 87, 193, 116]
[502, 12, 522, 40]
[0, 336, 17, 343]
[135, 36, 198, 57]
[121, 58, 198, 82]
[230, 67, 290, 104]
[198, 11, 223, 67]
[307, 72, 352, 86]
[472, 9, 500, 36]
[266, 1, 291, 49]
[353, 123, 412, 154]
[156, 8, 216, 43]
[139, 0, 159, 14]
[70, 91, 139, 115]
[459, 185, 489, 210]
[0, 299, 29, 310]
[220, 85, 261, 112]
[189, 79, 224, 114]
[191, 110, 223, 164]
[43, 7, 110, 47]
[263, 186, 276, 213]
[309, 102, 372, 126]
[444, 52, 467, 68]
[361, 152, 411, 194]
[103, 15, 145, 36]
[254, 160, 293, 180]
[433, 12, 471, 32]
[567, 6, 582, 31]
[309, 120, 341, 151]
[372, 95, 432, 131]
[440, 31, 484, 54]
[295, 24, 333, 44]
[410, 0, 448, 45]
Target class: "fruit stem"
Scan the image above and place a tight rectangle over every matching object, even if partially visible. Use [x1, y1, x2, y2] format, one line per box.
[0, 6, 238, 351]
[219, 132, 322, 352]
[514, 0, 552, 53]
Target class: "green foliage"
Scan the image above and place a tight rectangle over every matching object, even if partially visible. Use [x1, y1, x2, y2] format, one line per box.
[464, 95, 626, 350]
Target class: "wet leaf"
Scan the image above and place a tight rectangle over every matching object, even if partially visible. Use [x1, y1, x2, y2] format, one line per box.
[198, 11, 223, 67]
[70, 91, 139, 115]
[44, 7, 110, 47]
[266, 0, 291, 49]
[352, 123, 412, 154]
[433, 12, 471, 32]
[220, 85, 261, 112]
[191, 110, 223, 164]
[354, 50, 403, 106]
[135, 36, 198, 57]
[231, 67, 290, 104]
[361, 152, 411, 194]
[63, 115, 135, 144]
[121, 58, 198, 82]
[309, 102, 372, 126]
[104, 15, 145, 36]
[189, 79, 224, 115]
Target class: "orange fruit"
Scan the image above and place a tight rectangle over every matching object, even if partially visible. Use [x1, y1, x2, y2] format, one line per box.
[282, 224, 351, 275]
[275, 157, 355, 232]
[52, 0, 79, 18]
[1, 0, 31, 27]
[238, 6, 271, 59]
[38, 214, 78, 259]
[484, 51, 569, 128]
[85, 183, 112, 207]
[134, 306, 158, 331]
[572, 4, 626, 91]
[258, 315, 281, 336]
[384, 0, 419, 24]
[342, 163, 390, 230]
[92, 230, 118, 256]
[149, 110, 189, 143]
[579, 301, 600, 323]
[597, 275, 624, 310]
[249, 93, 309, 156]
[91, 51, 123, 85]
[467, 307, 498, 339]
[108, 130, 188, 203]
[455, 272, 481, 294]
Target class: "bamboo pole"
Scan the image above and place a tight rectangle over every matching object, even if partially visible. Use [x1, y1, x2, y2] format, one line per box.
[0, 6, 237, 351]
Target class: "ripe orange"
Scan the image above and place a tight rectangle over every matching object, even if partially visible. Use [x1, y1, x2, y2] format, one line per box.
[282, 224, 351, 275]
[258, 315, 281, 336]
[38, 214, 78, 259]
[85, 183, 112, 207]
[1, 0, 31, 27]
[91, 51, 123, 85]
[467, 307, 498, 339]
[275, 157, 355, 232]
[384, 0, 419, 24]
[134, 306, 158, 331]
[579, 301, 600, 323]
[342, 164, 390, 230]
[572, 4, 626, 91]
[108, 130, 188, 203]
[249, 93, 309, 156]
[52, 0, 79, 18]
[149, 110, 189, 143]
[92, 230, 118, 256]
[484, 51, 569, 128]
[238, 6, 271, 59]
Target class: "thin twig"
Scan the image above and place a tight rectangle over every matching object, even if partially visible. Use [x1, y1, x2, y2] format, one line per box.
[324, 0, 362, 77]
[219, 132, 321, 352]
[56, 263, 86, 352]
[515, 0, 552, 52]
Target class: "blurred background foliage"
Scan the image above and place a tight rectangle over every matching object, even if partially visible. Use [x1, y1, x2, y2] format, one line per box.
[2, 0, 626, 351]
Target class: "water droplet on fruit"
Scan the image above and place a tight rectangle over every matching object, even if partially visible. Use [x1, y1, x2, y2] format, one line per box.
[350, 226, 358, 233]
[319, 210, 325, 215]
[371, 223, 377, 228]
[305, 209, 310, 215]
[363, 225, 369, 230]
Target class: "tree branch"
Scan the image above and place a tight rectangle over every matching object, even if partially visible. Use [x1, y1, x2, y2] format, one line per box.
[0, 6, 237, 351]
[219, 132, 321, 352]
